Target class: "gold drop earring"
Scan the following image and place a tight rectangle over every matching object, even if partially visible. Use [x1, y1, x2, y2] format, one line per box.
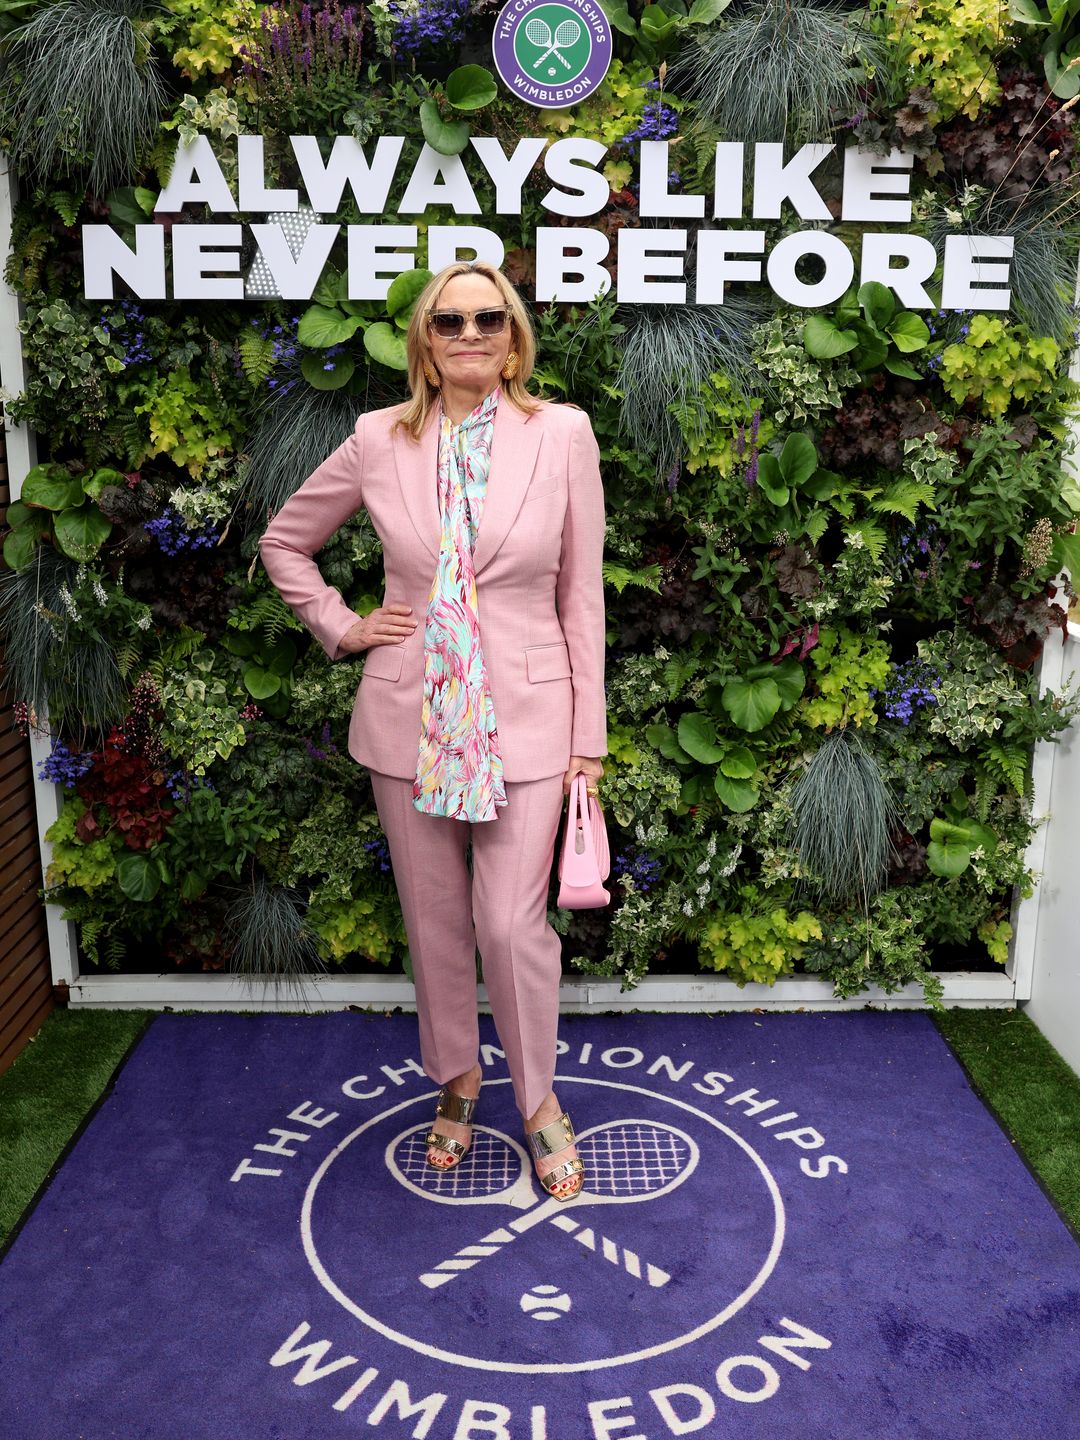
[501, 351, 520, 380]
[423, 359, 441, 386]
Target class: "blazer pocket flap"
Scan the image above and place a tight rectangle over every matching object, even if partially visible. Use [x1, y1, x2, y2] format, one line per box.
[363, 643, 405, 681]
[525, 471, 559, 500]
[525, 643, 572, 683]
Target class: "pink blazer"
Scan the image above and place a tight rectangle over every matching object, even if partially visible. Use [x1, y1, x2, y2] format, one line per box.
[258, 395, 609, 782]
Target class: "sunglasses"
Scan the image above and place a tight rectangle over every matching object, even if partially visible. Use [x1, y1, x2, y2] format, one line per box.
[426, 306, 513, 339]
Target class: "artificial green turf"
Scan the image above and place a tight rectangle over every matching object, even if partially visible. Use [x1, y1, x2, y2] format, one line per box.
[0, 1009, 150, 1245]
[0, 1006, 1078, 1249]
[932, 1006, 1080, 1233]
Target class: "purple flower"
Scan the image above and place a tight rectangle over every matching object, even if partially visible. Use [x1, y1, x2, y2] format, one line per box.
[878, 659, 941, 725]
[144, 506, 221, 556]
[37, 740, 94, 788]
[613, 850, 662, 892]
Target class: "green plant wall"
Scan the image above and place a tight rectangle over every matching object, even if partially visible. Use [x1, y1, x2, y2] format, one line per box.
[2, 0, 1080, 1003]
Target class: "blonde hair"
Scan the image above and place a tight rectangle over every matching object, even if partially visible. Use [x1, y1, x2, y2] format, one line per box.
[393, 260, 542, 441]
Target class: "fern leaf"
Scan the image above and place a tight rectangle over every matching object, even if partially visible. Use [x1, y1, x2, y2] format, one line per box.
[602, 561, 662, 595]
[116, 641, 141, 679]
[845, 520, 888, 560]
[871, 480, 937, 522]
[238, 331, 277, 386]
[985, 743, 1030, 798]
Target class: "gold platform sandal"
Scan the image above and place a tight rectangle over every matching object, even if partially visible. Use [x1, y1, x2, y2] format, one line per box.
[426, 1087, 478, 1171]
[525, 1110, 585, 1201]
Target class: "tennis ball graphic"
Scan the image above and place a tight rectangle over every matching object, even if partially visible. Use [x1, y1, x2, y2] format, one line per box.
[520, 1284, 572, 1320]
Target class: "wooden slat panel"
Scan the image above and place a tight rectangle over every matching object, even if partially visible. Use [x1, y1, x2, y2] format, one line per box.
[0, 941, 51, 1011]
[0, 978, 54, 1067]
[0, 420, 54, 1068]
[0, 993, 55, 1078]
[0, 777, 40, 830]
[0, 902, 50, 967]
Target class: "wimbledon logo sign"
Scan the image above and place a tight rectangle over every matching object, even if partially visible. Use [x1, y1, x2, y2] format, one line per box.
[492, 0, 612, 109]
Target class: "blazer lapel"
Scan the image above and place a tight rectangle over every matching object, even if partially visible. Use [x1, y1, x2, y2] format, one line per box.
[393, 404, 441, 565]
[392, 394, 543, 576]
[472, 397, 542, 576]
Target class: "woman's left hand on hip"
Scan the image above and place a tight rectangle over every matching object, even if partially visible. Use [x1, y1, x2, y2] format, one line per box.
[563, 755, 604, 796]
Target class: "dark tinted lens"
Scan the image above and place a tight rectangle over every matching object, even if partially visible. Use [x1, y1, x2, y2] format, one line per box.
[430, 311, 465, 338]
[475, 309, 509, 335]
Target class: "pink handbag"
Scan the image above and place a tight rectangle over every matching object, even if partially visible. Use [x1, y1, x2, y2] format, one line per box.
[556, 773, 611, 908]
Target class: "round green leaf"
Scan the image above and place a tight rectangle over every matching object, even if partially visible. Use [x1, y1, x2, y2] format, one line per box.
[181, 869, 208, 901]
[714, 772, 759, 812]
[301, 351, 356, 391]
[858, 280, 896, 332]
[645, 723, 692, 763]
[297, 304, 364, 348]
[678, 711, 725, 764]
[3, 526, 39, 570]
[364, 321, 408, 370]
[721, 676, 782, 732]
[755, 455, 789, 507]
[774, 660, 806, 710]
[719, 745, 756, 779]
[5, 500, 38, 529]
[83, 467, 125, 500]
[688, 0, 733, 20]
[886, 311, 931, 353]
[419, 98, 470, 155]
[925, 839, 971, 878]
[386, 267, 432, 320]
[802, 315, 857, 358]
[53, 506, 112, 561]
[780, 432, 818, 488]
[444, 64, 499, 111]
[243, 664, 282, 700]
[116, 853, 161, 902]
[21, 467, 83, 511]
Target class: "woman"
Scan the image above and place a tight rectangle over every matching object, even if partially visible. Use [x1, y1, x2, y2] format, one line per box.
[259, 261, 607, 1202]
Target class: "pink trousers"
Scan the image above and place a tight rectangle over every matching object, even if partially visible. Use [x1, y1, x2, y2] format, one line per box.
[368, 768, 568, 1120]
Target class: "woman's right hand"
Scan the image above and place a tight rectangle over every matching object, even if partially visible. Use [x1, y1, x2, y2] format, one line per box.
[338, 602, 419, 655]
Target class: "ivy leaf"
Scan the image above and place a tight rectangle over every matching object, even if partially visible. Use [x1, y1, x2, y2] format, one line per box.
[297, 304, 363, 347]
[714, 772, 759, 812]
[722, 675, 782, 731]
[301, 352, 355, 391]
[445, 64, 498, 110]
[419, 98, 470, 155]
[887, 311, 931, 353]
[116, 854, 161, 902]
[803, 314, 857, 358]
[678, 711, 725, 763]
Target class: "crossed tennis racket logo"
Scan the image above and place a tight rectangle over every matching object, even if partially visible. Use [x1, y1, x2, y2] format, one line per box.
[386, 1118, 700, 1291]
[524, 15, 582, 69]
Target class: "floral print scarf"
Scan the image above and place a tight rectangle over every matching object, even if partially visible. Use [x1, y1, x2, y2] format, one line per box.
[411, 383, 507, 822]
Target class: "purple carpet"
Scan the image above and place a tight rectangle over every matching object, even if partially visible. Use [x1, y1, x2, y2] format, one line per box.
[1, 1011, 1078, 1439]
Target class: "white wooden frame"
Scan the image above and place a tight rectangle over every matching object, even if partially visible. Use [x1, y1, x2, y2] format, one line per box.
[0, 160, 1073, 1014]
